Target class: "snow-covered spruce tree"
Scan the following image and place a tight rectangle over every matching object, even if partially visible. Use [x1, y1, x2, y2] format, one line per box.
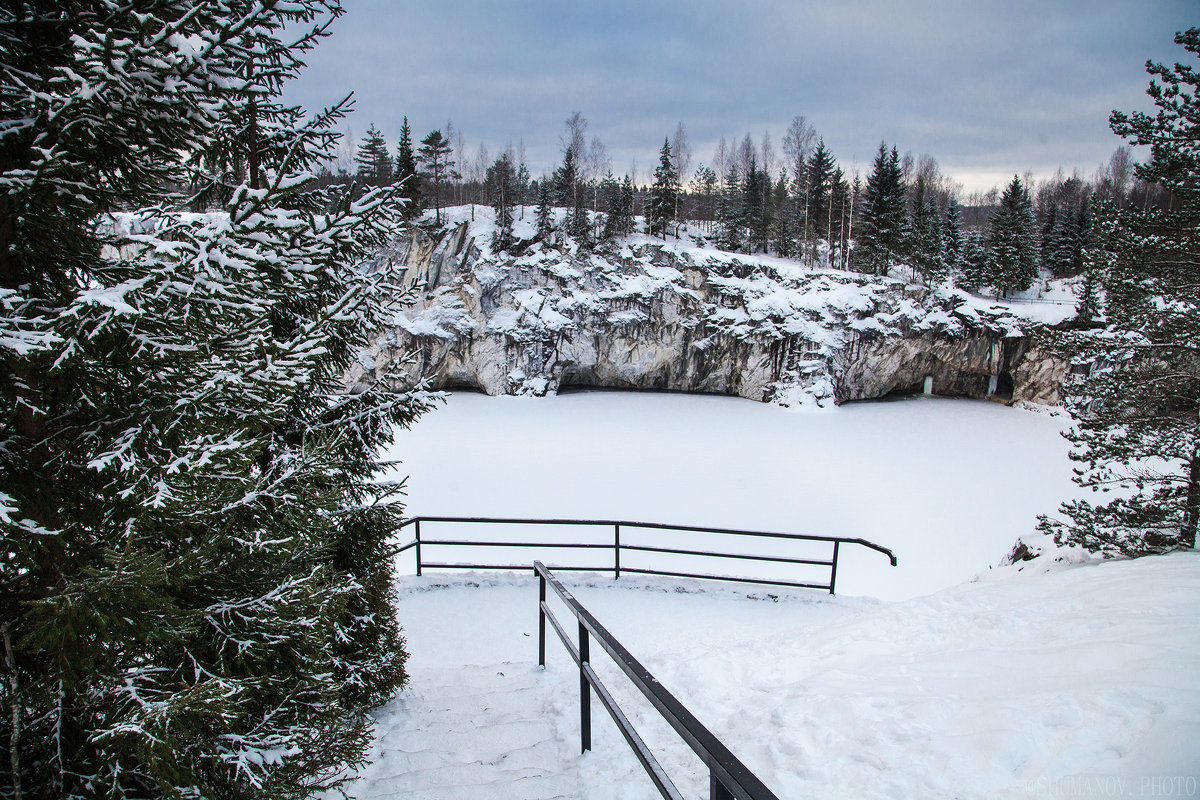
[907, 175, 946, 286]
[486, 151, 517, 252]
[394, 116, 423, 221]
[535, 181, 555, 241]
[943, 197, 964, 280]
[715, 164, 745, 252]
[1038, 28, 1200, 556]
[648, 138, 678, 239]
[418, 129, 455, 224]
[984, 175, 1037, 297]
[856, 143, 907, 276]
[355, 122, 392, 187]
[0, 2, 428, 796]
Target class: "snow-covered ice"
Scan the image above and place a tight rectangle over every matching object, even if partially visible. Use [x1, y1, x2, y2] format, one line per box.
[381, 391, 1080, 601]
[349, 392, 1199, 799]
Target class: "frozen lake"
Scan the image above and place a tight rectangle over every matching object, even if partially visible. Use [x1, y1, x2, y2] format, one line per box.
[381, 391, 1079, 600]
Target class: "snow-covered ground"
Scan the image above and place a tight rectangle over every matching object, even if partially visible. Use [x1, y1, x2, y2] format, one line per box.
[350, 561, 1198, 799]
[348, 392, 1199, 799]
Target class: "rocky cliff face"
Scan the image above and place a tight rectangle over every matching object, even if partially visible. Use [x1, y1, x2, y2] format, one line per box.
[350, 217, 1070, 409]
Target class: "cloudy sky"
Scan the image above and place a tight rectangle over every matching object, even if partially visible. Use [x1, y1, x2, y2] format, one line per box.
[284, 1, 1195, 194]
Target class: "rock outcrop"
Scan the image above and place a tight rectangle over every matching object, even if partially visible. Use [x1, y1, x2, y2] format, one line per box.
[350, 220, 1071, 409]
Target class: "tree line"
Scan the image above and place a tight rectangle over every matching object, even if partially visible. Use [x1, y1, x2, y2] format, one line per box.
[346, 113, 1169, 299]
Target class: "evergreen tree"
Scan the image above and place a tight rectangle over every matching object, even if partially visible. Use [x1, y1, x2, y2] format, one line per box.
[356, 122, 393, 187]
[418, 129, 455, 224]
[908, 176, 947, 285]
[486, 151, 518, 252]
[742, 154, 769, 253]
[772, 176, 797, 258]
[535, 181, 554, 241]
[1073, 262, 1102, 327]
[856, 143, 907, 275]
[943, 198, 964, 280]
[394, 115, 422, 220]
[1038, 203, 1060, 273]
[985, 175, 1038, 297]
[599, 172, 622, 241]
[648, 138, 679, 239]
[804, 140, 836, 263]
[825, 169, 851, 269]
[553, 143, 579, 233]
[515, 157, 531, 218]
[958, 231, 991, 290]
[0, 3, 428, 797]
[695, 165, 719, 234]
[716, 164, 745, 252]
[1040, 28, 1200, 555]
[620, 174, 637, 236]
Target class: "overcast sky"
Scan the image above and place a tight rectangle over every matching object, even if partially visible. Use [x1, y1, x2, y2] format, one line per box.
[283, 1, 1195, 194]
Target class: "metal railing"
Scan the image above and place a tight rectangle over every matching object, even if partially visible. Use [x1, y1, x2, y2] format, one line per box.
[537, 560, 778, 800]
[396, 515, 897, 593]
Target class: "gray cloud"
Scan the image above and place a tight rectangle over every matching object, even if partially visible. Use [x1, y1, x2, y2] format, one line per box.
[284, 0, 1196, 192]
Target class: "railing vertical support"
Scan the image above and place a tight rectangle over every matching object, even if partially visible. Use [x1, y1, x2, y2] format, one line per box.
[538, 571, 547, 668]
[414, 520, 422, 577]
[710, 772, 735, 800]
[614, 523, 621, 580]
[579, 620, 591, 753]
[828, 539, 840, 595]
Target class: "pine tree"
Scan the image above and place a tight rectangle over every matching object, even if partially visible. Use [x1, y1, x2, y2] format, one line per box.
[856, 143, 907, 275]
[418, 128, 455, 224]
[1038, 203, 1060, 273]
[985, 175, 1038, 297]
[772, 176, 796, 258]
[0, 3, 428, 797]
[908, 176, 946, 286]
[533, 181, 553, 241]
[620, 174, 637, 236]
[553, 143, 578, 233]
[695, 165, 719, 234]
[716, 164, 745, 252]
[943, 198, 964, 280]
[356, 122, 393, 187]
[804, 140, 835, 264]
[395, 115, 422, 220]
[599, 172, 622, 241]
[958, 230, 991, 291]
[648, 138, 679, 239]
[1040, 28, 1200, 555]
[742, 154, 768, 254]
[486, 151, 518, 251]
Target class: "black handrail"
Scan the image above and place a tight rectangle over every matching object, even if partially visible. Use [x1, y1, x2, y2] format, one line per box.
[396, 515, 896, 594]
[536, 561, 779, 800]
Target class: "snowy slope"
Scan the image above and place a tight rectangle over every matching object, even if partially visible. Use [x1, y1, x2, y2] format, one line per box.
[351, 392, 1198, 798]
[347, 555, 1199, 799]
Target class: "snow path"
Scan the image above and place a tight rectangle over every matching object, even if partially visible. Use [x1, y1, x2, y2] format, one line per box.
[346, 555, 1200, 799]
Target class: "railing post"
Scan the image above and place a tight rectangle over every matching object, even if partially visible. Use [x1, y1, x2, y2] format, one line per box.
[538, 570, 546, 669]
[829, 539, 840, 595]
[614, 523, 621, 580]
[414, 519, 422, 577]
[579, 620, 591, 753]
[710, 772, 735, 800]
